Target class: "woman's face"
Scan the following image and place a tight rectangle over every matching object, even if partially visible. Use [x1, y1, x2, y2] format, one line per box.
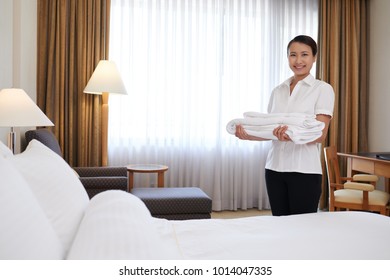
[288, 42, 316, 80]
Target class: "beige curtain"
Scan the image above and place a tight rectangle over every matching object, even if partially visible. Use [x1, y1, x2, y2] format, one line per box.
[37, 0, 111, 167]
[316, 0, 369, 208]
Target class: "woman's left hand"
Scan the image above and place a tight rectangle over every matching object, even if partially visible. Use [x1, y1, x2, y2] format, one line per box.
[273, 125, 291, 141]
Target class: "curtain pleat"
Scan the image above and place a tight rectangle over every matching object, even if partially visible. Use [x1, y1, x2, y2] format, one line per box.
[37, 0, 111, 167]
[316, 0, 369, 208]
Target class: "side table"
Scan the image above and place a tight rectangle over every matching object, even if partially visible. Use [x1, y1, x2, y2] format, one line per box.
[126, 164, 169, 191]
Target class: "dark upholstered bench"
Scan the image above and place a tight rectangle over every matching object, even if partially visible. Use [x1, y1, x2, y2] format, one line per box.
[131, 187, 212, 220]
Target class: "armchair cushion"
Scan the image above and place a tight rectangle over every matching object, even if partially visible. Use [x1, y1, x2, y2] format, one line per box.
[79, 176, 128, 198]
[352, 174, 379, 182]
[73, 166, 127, 177]
[335, 189, 390, 206]
[74, 166, 128, 198]
[344, 182, 375, 192]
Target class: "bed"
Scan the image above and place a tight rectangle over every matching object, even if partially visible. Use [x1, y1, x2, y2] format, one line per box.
[65, 190, 390, 260]
[1, 140, 390, 260]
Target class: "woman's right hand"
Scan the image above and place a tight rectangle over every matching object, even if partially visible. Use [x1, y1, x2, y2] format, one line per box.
[235, 124, 250, 140]
[235, 125, 269, 141]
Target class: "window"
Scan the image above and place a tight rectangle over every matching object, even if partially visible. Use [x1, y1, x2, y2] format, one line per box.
[109, 0, 318, 210]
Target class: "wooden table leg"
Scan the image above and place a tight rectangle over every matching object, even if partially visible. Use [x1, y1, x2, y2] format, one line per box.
[157, 171, 165, 188]
[127, 171, 134, 192]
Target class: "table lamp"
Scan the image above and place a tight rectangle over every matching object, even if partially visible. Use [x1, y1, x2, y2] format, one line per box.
[0, 88, 54, 153]
[84, 60, 127, 166]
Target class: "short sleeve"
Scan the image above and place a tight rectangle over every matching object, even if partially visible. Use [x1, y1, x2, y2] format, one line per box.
[315, 82, 335, 117]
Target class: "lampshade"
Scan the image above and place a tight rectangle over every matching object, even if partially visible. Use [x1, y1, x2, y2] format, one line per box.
[83, 60, 127, 95]
[0, 88, 54, 127]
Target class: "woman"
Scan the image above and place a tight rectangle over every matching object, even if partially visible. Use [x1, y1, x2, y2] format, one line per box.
[235, 35, 335, 216]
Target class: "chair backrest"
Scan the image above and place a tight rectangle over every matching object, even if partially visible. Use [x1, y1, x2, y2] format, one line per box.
[25, 129, 63, 157]
[324, 146, 342, 185]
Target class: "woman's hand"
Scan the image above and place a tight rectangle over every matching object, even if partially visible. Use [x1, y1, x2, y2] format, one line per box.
[235, 125, 268, 141]
[273, 125, 291, 141]
[235, 124, 251, 140]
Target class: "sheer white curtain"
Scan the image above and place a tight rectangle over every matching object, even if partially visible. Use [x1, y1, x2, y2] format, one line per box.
[108, 0, 318, 211]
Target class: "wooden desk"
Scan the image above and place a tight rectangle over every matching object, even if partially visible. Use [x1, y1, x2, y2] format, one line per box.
[337, 152, 390, 193]
[126, 164, 169, 191]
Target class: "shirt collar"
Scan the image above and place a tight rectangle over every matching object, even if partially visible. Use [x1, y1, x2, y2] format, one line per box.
[282, 74, 315, 87]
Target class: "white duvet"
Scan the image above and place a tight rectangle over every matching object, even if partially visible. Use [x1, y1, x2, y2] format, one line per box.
[68, 191, 390, 260]
[160, 211, 390, 260]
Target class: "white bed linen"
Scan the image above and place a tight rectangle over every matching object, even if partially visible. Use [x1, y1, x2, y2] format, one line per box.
[153, 211, 390, 260]
[67, 189, 390, 260]
[67, 191, 182, 260]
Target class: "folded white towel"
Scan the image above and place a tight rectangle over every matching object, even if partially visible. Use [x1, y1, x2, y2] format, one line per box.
[227, 112, 325, 144]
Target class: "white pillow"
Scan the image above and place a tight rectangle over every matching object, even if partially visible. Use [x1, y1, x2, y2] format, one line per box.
[0, 155, 64, 259]
[6, 140, 89, 255]
[67, 191, 182, 259]
[0, 141, 13, 157]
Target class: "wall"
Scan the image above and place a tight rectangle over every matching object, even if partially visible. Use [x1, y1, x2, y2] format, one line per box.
[0, 0, 13, 144]
[368, 0, 390, 152]
[0, 0, 37, 151]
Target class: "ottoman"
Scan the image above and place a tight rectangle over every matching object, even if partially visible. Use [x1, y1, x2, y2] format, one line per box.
[131, 187, 212, 220]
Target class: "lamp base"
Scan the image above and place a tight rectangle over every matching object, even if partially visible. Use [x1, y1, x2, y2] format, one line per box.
[102, 92, 109, 166]
[7, 128, 16, 154]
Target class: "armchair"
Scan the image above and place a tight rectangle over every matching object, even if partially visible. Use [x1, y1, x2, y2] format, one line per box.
[324, 146, 390, 215]
[25, 129, 127, 199]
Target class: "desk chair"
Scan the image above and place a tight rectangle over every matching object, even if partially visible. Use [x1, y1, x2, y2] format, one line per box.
[324, 146, 390, 216]
[25, 129, 127, 199]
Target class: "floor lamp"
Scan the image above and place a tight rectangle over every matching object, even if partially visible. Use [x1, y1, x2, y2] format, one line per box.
[0, 88, 54, 154]
[84, 60, 127, 166]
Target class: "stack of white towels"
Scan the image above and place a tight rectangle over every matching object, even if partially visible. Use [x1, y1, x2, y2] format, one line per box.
[226, 112, 324, 144]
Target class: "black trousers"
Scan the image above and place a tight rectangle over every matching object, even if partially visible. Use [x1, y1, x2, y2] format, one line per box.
[265, 169, 322, 216]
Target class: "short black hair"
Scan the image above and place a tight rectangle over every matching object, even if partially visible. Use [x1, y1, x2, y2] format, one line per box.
[287, 35, 317, 56]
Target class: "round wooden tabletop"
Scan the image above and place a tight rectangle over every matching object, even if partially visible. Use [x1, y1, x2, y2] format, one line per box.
[126, 164, 168, 173]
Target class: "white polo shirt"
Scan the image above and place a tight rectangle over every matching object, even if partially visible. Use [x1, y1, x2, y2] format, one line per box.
[265, 74, 335, 174]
